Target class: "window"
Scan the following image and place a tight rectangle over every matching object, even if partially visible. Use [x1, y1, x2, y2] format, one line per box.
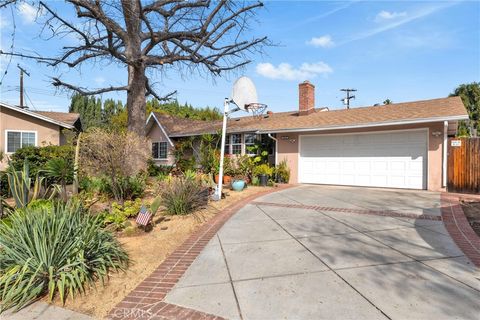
[244, 133, 256, 155]
[6, 131, 36, 153]
[224, 134, 230, 155]
[152, 142, 168, 159]
[231, 134, 242, 155]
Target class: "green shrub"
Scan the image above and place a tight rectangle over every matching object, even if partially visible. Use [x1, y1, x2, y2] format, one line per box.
[79, 174, 146, 201]
[275, 159, 290, 183]
[0, 201, 129, 312]
[147, 160, 173, 177]
[44, 158, 74, 200]
[161, 177, 208, 215]
[8, 145, 74, 183]
[102, 199, 142, 230]
[253, 163, 274, 177]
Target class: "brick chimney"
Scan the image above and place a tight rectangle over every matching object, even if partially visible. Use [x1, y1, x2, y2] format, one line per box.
[298, 80, 315, 115]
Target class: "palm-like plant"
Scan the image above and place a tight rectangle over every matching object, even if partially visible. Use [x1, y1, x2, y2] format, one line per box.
[44, 158, 73, 201]
[0, 200, 129, 312]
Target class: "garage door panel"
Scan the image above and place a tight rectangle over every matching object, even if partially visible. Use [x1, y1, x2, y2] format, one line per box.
[299, 131, 427, 190]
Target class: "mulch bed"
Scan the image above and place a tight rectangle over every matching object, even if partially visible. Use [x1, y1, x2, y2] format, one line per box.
[460, 200, 480, 238]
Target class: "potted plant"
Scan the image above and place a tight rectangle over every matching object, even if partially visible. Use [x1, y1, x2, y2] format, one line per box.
[253, 164, 273, 187]
[231, 173, 246, 191]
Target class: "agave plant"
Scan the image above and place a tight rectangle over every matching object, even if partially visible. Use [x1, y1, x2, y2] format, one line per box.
[0, 200, 129, 312]
[6, 161, 45, 208]
[44, 158, 74, 201]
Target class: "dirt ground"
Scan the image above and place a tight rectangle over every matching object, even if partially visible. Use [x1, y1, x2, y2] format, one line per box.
[461, 200, 480, 237]
[54, 186, 272, 319]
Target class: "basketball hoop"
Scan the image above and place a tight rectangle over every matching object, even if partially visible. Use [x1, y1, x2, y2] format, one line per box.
[213, 76, 267, 201]
[245, 103, 267, 118]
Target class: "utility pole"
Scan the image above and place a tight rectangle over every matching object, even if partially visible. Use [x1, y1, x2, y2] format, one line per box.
[17, 64, 30, 109]
[340, 88, 357, 109]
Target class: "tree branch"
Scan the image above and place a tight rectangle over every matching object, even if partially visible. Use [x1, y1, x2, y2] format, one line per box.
[52, 77, 129, 95]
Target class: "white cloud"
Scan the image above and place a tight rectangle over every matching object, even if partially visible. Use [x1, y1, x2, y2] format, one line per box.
[256, 62, 333, 81]
[375, 10, 407, 22]
[94, 76, 106, 85]
[306, 35, 335, 48]
[18, 3, 39, 24]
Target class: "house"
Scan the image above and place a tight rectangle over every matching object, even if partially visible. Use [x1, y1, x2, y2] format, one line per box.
[0, 102, 81, 169]
[146, 81, 469, 191]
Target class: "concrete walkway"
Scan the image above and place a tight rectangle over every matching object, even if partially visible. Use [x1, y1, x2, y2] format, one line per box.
[164, 185, 480, 320]
[2, 301, 92, 320]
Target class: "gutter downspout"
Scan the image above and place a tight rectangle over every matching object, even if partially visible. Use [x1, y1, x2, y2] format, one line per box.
[267, 133, 278, 166]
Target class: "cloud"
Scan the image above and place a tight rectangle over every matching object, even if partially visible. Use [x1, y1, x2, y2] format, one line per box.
[339, 2, 459, 45]
[18, 3, 39, 24]
[94, 76, 106, 85]
[306, 35, 335, 48]
[256, 62, 333, 81]
[375, 10, 407, 22]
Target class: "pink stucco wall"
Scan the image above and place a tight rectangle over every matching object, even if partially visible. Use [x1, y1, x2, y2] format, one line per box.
[147, 123, 175, 166]
[0, 106, 62, 169]
[276, 122, 446, 191]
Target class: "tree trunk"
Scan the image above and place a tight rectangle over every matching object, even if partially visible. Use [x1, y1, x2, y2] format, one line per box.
[126, 64, 146, 136]
[122, 0, 146, 137]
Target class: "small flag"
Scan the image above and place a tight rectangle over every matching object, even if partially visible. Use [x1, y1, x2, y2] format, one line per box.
[136, 205, 152, 226]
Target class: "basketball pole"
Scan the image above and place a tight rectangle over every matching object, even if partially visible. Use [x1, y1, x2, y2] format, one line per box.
[214, 98, 231, 201]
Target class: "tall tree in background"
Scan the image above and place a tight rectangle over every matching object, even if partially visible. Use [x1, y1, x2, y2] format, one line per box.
[70, 93, 124, 130]
[450, 82, 480, 136]
[1, 1, 268, 136]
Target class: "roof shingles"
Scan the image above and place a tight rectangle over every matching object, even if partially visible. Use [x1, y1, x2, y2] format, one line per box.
[154, 96, 468, 137]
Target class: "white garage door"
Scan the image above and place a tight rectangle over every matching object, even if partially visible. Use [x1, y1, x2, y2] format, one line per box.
[299, 130, 427, 189]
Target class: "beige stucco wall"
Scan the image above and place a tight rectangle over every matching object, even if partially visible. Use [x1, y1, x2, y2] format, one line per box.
[0, 106, 62, 169]
[276, 122, 446, 191]
[147, 123, 175, 166]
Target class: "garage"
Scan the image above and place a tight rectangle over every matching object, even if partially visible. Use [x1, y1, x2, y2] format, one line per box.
[298, 130, 428, 189]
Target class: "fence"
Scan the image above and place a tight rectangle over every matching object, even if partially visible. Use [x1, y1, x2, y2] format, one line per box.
[447, 137, 480, 194]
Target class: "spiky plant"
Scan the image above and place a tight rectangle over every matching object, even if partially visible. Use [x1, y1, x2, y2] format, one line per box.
[0, 200, 129, 313]
[6, 161, 44, 208]
[160, 177, 207, 215]
[44, 158, 73, 201]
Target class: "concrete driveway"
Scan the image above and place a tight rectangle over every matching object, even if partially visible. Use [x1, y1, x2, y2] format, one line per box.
[164, 185, 480, 320]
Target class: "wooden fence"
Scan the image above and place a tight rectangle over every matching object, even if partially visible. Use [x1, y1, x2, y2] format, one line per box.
[447, 138, 480, 194]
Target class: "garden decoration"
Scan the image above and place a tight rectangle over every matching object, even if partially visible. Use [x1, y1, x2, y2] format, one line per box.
[136, 205, 153, 227]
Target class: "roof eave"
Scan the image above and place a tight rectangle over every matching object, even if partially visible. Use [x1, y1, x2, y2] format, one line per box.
[1, 102, 76, 129]
[258, 115, 470, 134]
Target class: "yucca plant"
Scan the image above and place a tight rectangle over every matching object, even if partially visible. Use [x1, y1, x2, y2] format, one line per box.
[6, 161, 44, 208]
[44, 158, 73, 201]
[0, 200, 129, 313]
[160, 177, 208, 215]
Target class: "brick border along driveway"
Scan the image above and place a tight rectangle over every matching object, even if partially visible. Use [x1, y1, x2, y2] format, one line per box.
[107, 185, 293, 320]
[441, 193, 480, 267]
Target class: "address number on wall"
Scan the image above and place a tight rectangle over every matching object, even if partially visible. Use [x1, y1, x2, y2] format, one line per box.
[451, 140, 462, 147]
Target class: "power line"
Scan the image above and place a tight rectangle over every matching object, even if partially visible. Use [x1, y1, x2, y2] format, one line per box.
[340, 88, 357, 109]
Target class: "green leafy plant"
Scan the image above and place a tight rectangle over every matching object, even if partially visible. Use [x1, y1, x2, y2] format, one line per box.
[253, 163, 274, 177]
[149, 196, 162, 216]
[6, 161, 46, 208]
[44, 158, 74, 201]
[183, 169, 197, 181]
[103, 198, 142, 230]
[161, 177, 208, 215]
[275, 159, 290, 183]
[0, 201, 129, 312]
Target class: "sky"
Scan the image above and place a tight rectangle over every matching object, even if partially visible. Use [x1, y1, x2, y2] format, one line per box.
[0, 0, 479, 113]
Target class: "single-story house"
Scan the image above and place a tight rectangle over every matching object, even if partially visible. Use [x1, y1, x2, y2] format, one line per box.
[0, 102, 81, 169]
[146, 81, 469, 191]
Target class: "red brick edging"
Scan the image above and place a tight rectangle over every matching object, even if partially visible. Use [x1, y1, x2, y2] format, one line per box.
[441, 193, 480, 267]
[252, 201, 442, 221]
[107, 185, 293, 320]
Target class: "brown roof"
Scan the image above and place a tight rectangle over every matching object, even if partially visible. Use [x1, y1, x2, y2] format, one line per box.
[152, 96, 468, 137]
[34, 111, 80, 127]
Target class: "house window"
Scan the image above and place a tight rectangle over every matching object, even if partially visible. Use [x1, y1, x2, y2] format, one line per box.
[6, 131, 36, 153]
[244, 133, 256, 155]
[152, 142, 168, 159]
[231, 134, 242, 155]
[224, 134, 230, 155]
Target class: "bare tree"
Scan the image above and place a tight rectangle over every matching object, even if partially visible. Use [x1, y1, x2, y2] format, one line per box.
[0, 0, 268, 135]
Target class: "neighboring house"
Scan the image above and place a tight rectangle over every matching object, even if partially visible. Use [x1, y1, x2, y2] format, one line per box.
[0, 102, 81, 169]
[146, 81, 469, 191]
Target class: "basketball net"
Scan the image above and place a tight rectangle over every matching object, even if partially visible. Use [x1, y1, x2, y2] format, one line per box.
[245, 103, 267, 118]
